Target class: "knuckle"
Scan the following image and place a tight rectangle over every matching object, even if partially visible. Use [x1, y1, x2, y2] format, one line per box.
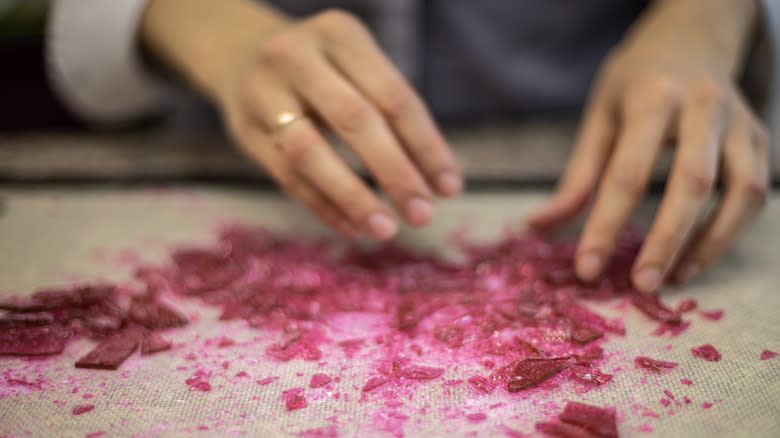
[680, 164, 716, 197]
[376, 85, 416, 119]
[259, 32, 306, 68]
[330, 98, 376, 134]
[736, 175, 769, 207]
[312, 9, 366, 39]
[689, 79, 726, 109]
[608, 166, 648, 195]
[624, 76, 678, 113]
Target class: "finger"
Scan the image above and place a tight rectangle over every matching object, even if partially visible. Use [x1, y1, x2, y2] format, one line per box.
[527, 95, 616, 229]
[271, 47, 436, 227]
[230, 115, 360, 239]
[631, 83, 728, 293]
[315, 14, 462, 196]
[241, 73, 398, 240]
[574, 83, 677, 281]
[673, 114, 770, 282]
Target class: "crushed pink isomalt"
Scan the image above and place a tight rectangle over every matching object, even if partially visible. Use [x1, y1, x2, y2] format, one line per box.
[634, 356, 678, 373]
[759, 350, 778, 360]
[0, 284, 183, 369]
[309, 373, 333, 388]
[691, 344, 721, 362]
[281, 387, 307, 411]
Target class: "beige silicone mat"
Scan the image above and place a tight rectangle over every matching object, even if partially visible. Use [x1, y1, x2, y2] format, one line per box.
[0, 187, 778, 437]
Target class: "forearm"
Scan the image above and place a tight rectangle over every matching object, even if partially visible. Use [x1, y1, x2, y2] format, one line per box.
[140, 0, 288, 102]
[623, 0, 759, 76]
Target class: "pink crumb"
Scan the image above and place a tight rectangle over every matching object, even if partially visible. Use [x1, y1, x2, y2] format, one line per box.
[466, 412, 488, 423]
[72, 404, 95, 415]
[639, 423, 654, 433]
[310, 373, 333, 389]
[759, 350, 777, 360]
[282, 387, 307, 411]
[702, 402, 713, 409]
[235, 371, 250, 378]
[256, 376, 278, 385]
[185, 370, 212, 392]
[85, 432, 106, 438]
[660, 399, 671, 407]
[197, 425, 209, 431]
[691, 344, 722, 362]
[699, 310, 724, 321]
[681, 378, 693, 385]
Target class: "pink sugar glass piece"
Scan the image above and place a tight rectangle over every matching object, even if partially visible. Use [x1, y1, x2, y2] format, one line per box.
[699, 310, 724, 321]
[185, 370, 212, 392]
[634, 356, 678, 372]
[558, 401, 618, 438]
[310, 373, 333, 388]
[759, 350, 778, 360]
[72, 404, 95, 415]
[282, 387, 307, 411]
[691, 344, 721, 362]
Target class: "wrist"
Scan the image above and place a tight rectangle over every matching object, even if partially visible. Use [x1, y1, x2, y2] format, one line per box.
[140, 0, 289, 103]
[622, 0, 759, 76]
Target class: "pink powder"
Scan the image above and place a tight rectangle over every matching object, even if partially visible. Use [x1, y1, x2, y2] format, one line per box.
[691, 344, 722, 362]
[759, 350, 777, 360]
[72, 404, 95, 415]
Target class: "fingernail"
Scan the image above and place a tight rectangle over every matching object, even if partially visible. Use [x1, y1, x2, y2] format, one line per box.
[676, 263, 700, 284]
[405, 197, 434, 226]
[635, 266, 662, 293]
[437, 172, 462, 196]
[366, 212, 398, 240]
[577, 252, 603, 280]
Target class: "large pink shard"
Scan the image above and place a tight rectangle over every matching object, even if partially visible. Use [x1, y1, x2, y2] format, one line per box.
[570, 325, 603, 345]
[75, 329, 141, 370]
[691, 344, 721, 362]
[129, 297, 187, 329]
[398, 365, 444, 380]
[630, 294, 681, 324]
[507, 357, 573, 392]
[559, 402, 618, 438]
[0, 324, 70, 356]
[535, 421, 599, 438]
[140, 331, 172, 356]
[634, 356, 678, 372]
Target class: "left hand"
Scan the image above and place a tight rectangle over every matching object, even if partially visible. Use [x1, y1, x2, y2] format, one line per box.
[527, 0, 769, 293]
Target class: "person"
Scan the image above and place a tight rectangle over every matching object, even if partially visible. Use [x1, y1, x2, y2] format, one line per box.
[46, 0, 776, 294]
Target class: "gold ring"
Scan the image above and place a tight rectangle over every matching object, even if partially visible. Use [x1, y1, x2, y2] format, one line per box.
[274, 111, 305, 131]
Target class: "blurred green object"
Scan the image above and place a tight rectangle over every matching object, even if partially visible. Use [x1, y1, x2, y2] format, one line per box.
[0, 0, 49, 40]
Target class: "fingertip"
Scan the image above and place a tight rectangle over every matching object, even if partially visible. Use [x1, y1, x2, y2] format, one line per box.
[575, 252, 603, 282]
[632, 266, 663, 294]
[405, 197, 434, 227]
[366, 212, 398, 240]
[436, 171, 463, 197]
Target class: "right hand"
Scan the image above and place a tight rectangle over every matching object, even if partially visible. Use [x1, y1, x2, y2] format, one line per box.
[213, 9, 462, 240]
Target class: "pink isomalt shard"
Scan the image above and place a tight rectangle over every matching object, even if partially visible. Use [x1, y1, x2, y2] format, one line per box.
[558, 402, 618, 438]
[397, 365, 444, 380]
[128, 297, 187, 329]
[0, 324, 70, 356]
[634, 356, 678, 372]
[362, 376, 389, 393]
[507, 357, 573, 392]
[75, 329, 141, 370]
[760, 350, 778, 360]
[140, 331, 172, 356]
[630, 293, 681, 324]
[535, 421, 599, 438]
[691, 344, 721, 362]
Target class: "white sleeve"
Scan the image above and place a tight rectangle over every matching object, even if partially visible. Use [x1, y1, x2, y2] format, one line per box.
[46, 0, 169, 126]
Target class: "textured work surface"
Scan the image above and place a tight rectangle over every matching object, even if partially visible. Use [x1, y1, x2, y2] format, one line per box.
[0, 187, 778, 437]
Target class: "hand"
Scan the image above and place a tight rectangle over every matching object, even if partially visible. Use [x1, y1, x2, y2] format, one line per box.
[143, 1, 461, 240]
[528, 0, 768, 293]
